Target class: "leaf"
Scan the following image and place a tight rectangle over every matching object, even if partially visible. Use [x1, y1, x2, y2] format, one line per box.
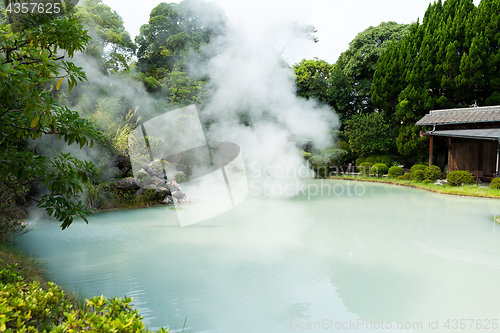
[31, 116, 40, 128]
[56, 78, 64, 91]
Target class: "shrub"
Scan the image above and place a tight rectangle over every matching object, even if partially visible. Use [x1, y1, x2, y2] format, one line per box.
[397, 175, 404, 180]
[388, 166, 404, 178]
[365, 155, 394, 166]
[0, 261, 170, 332]
[309, 155, 329, 178]
[410, 164, 427, 173]
[411, 169, 426, 182]
[447, 170, 475, 186]
[358, 162, 373, 177]
[424, 165, 442, 181]
[422, 179, 434, 184]
[402, 173, 411, 180]
[491, 178, 500, 189]
[176, 173, 187, 183]
[355, 157, 366, 166]
[371, 163, 388, 177]
[0, 219, 29, 243]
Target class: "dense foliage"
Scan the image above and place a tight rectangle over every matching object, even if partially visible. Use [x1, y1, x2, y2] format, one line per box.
[372, 0, 500, 159]
[447, 170, 475, 186]
[0, 12, 102, 229]
[0, 259, 168, 332]
[490, 177, 500, 189]
[344, 112, 394, 157]
[388, 166, 404, 178]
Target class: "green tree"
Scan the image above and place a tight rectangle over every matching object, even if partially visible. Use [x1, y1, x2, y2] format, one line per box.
[372, 0, 500, 159]
[135, 0, 226, 76]
[0, 13, 102, 229]
[74, 0, 136, 73]
[344, 112, 395, 157]
[293, 58, 334, 104]
[333, 21, 409, 117]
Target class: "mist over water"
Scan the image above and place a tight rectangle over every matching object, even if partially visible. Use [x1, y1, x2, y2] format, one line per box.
[16, 181, 500, 332]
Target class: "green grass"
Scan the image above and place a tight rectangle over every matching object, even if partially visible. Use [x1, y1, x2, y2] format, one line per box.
[329, 175, 500, 199]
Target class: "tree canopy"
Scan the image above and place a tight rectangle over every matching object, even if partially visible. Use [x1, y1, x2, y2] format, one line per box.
[0, 13, 102, 229]
[335, 21, 410, 116]
[74, 0, 136, 73]
[135, 0, 226, 75]
[372, 0, 500, 159]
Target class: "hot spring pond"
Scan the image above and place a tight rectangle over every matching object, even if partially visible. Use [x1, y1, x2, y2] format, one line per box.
[15, 180, 500, 332]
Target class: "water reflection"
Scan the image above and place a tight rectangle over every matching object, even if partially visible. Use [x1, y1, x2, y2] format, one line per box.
[15, 181, 500, 332]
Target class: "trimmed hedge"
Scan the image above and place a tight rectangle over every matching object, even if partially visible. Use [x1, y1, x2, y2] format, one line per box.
[410, 164, 427, 173]
[358, 162, 373, 177]
[424, 165, 442, 181]
[371, 163, 388, 177]
[388, 166, 404, 178]
[491, 178, 500, 189]
[447, 170, 474, 186]
[411, 169, 426, 181]
[402, 173, 411, 180]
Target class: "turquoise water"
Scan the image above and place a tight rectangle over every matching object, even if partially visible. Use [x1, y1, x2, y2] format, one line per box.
[15, 181, 500, 332]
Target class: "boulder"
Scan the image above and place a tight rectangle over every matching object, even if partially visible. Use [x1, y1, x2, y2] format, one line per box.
[114, 177, 140, 190]
[171, 191, 185, 199]
[166, 180, 181, 192]
[178, 198, 191, 204]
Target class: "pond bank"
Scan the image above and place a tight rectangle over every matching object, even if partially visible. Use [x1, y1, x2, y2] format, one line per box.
[329, 176, 500, 199]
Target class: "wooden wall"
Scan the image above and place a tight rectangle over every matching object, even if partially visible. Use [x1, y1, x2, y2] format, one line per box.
[448, 139, 498, 176]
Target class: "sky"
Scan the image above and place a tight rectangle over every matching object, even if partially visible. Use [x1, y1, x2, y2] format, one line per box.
[102, 0, 482, 65]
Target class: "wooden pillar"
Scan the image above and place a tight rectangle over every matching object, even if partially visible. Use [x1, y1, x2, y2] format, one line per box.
[429, 135, 434, 167]
[496, 140, 500, 177]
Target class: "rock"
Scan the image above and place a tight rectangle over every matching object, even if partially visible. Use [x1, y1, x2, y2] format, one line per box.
[162, 195, 173, 205]
[114, 177, 140, 190]
[166, 180, 181, 192]
[178, 198, 191, 204]
[153, 177, 166, 187]
[171, 191, 185, 199]
[135, 188, 147, 196]
[141, 162, 154, 176]
[434, 179, 448, 186]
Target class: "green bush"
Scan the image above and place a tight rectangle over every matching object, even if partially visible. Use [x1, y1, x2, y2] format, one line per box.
[447, 170, 475, 186]
[397, 175, 404, 180]
[410, 164, 427, 173]
[355, 157, 366, 166]
[358, 162, 373, 177]
[402, 173, 411, 180]
[176, 173, 187, 183]
[491, 178, 500, 189]
[424, 165, 442, 181]
[371, 163, 388, 177]
[422, 179, 434, 184]
[388, 166, 404, 178]
[309, 155, 329, 178]
[0, 263, 170, 332]
[411, 169, 426, 182]
[365, 155, 394, 166]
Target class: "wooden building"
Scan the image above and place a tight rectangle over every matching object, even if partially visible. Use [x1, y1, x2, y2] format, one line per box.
[416, 106, 500, 179]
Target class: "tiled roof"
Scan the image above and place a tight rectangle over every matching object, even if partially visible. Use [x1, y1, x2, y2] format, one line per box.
[422, 128, 500, 141]
[416, 105, 500, 125]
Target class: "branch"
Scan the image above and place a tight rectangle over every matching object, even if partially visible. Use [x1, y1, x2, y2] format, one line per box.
[0, 122, 53, 134]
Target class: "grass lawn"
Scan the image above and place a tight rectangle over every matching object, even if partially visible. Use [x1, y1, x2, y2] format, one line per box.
[329, 175, 500, 199]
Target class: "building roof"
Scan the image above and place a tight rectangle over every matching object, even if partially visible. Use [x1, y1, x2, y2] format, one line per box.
[422, 128, 500, 141]
[416, 105, 500, 125]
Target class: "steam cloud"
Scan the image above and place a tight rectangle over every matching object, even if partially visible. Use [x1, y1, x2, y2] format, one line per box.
[32, 0, 340, 202]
